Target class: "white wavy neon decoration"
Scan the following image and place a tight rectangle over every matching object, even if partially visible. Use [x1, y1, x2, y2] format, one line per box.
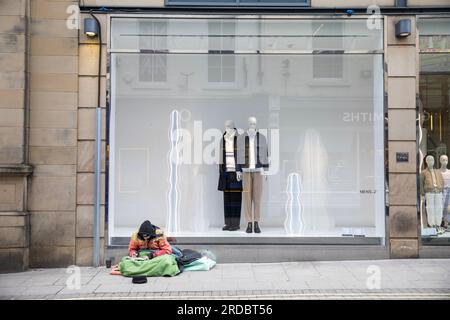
[418, 113, 425, 230]
[284, 172, 305, 236]
[418, 113, 424, 173]
[166, 109, 181, 235]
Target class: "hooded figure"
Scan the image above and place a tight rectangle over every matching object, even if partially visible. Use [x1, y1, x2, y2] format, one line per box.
[137, 220, 157, 240]
[128, 220, 172, 258]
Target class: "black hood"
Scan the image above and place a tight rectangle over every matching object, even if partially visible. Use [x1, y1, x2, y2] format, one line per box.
[137, 220, 156, 240]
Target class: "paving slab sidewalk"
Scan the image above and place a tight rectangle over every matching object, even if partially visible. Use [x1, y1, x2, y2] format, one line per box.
[0, 259, 449, 300]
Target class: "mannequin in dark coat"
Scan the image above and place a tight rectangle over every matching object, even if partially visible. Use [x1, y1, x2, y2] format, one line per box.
[218, 120, 242, 231]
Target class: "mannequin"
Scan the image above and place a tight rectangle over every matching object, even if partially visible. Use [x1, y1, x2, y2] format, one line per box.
[421, 155, 444, 231]
[237, 117, 269, 234]
[440, 155, 450, 227]
[217, 120, 242, 231]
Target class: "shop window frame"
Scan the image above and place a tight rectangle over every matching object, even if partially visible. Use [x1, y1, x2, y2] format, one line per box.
[417, 16, 450, 246]
[105, 14, 387, 247]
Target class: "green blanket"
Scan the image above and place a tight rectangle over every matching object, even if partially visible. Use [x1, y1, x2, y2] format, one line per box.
[119, 255, 180, 277]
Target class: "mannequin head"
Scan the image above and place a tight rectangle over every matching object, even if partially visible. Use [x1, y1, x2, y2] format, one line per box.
[440, 155, 448, 169]
[248, 117, 257, 131]
[224, 120, 234, 133]
[425, 155, 435, 169]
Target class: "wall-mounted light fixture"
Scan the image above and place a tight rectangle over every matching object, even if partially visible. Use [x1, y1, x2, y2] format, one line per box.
[84, 17, 99, 37]
[395, 19, 411, 38]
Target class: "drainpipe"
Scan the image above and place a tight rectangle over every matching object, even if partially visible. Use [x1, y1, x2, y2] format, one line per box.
[89, 11, 102, 268]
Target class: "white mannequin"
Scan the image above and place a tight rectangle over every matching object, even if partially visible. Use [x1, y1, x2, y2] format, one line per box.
[224, 120, 235, 137]
[237, 117, 267, 182]
[238, 116, 269, 233]
[426, 155, 435, 169]
[422, 155, 444, 228]
[440, 155, 450, 225]
[248, 116, 257, 132]
[220, 120, 242, 231]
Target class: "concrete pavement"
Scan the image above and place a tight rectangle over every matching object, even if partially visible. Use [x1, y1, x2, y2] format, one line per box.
[0, 259, 449, 300]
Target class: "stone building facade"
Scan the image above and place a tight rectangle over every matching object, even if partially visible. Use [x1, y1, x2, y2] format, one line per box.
[0, 0, 449, 272]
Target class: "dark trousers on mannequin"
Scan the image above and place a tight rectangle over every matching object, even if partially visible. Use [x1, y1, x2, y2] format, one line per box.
[224, 191, 242, 228]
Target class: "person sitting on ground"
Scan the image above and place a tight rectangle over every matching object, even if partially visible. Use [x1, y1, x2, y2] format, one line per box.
[128, 220, 172, 260]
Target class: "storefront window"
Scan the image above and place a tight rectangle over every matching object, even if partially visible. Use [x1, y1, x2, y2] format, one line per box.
[138, 21, 167, 83]
[109, 17, 385, 242]
[418, 18, 450, 240]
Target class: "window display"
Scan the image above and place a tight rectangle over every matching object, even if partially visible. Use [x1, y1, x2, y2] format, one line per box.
[238, 117, 270, 233]
[418, 18, 450, 238]
[109, 17, 385, 241]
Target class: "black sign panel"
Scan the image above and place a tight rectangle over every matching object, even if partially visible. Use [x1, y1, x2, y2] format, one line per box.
[396, 152, 409, 163]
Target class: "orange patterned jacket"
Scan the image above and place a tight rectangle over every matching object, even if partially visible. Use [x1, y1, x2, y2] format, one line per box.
[128, 228, 172, 258]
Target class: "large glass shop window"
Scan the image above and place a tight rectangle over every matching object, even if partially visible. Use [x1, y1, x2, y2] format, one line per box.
[418, 18, 450, 240]
[109, 17, 385, 241]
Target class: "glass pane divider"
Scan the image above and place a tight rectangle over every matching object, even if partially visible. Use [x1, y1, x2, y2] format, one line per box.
[111, 14, 380, 20]
[108, 49, 384, 54]
[420, 49, 450, 54]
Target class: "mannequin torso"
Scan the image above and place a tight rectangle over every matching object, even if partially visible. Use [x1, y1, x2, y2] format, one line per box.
[442, 168, 450, 189]
[224, 129, 236, 172]
[422, 156, 444, 194]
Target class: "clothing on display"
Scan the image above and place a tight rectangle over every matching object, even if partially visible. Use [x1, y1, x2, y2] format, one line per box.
[421, 168, 444, 194]
[237, 131, 269, 172]
[223, 187, 242, 229]
[441, 160, 450, 223]
[421, 158, 445, 228]
[425, 192, 444, 227]
[218, 131, 242, 191]
[242, 171, 263, 223]
[225, 131, 237, 172]
[443, 187, 450, 223]
[442, 169, 450, 189]
[218, 128, 243, 230]
[249, 133, 256, 169]
[236, 120, 269, 233]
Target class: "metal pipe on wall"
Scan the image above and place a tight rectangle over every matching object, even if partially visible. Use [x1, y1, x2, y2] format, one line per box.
[89, 11, 102, 267]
